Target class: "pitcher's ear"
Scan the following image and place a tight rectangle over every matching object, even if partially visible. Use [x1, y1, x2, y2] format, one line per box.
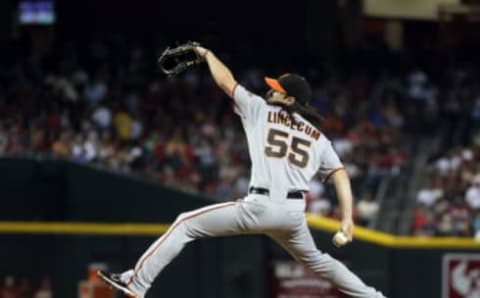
[285, 96, 296, 106]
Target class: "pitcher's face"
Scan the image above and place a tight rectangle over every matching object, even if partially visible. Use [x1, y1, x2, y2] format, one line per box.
[265, 89, 295, 106]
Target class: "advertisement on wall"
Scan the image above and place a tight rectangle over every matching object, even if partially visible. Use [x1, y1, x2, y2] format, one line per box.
[272, 261, 344, 298]
[442, 253, 480, 298]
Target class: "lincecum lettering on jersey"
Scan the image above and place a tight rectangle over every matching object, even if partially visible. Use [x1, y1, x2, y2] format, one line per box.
[267, 111, 320, 141]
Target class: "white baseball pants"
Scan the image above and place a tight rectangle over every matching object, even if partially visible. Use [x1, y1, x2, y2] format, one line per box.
[121, 195, 386, 298]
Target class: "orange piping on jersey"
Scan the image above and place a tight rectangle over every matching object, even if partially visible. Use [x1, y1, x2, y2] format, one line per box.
[230, 82, 239, 98]
[322, 167, 345, 183]
[127, 202, 237, 286]
[231, 83, 240, 112]
[264, 77, 287, 94]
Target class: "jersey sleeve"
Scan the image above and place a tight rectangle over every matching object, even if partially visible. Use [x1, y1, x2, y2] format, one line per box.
[232, 84, 266, 120]
[318, 140, 345, 183]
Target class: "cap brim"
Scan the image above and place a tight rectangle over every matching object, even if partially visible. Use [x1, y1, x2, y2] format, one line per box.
[264, 77, 287, 94]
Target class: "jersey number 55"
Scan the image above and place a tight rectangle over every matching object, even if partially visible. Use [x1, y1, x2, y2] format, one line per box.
[264, 128, 311, 168]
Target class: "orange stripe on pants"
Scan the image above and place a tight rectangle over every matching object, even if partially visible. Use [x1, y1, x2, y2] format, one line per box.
[127, 202, 237, 286]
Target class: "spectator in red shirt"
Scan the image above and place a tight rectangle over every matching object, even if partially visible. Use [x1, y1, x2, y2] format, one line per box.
[0, 276, 20, 298]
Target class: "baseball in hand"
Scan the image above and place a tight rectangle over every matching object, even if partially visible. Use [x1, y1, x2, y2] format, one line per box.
[332, 231, 349, 247]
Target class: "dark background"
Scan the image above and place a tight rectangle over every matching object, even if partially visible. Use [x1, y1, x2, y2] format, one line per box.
[0, 0, 366, 74]
[1, 0, 479, 77]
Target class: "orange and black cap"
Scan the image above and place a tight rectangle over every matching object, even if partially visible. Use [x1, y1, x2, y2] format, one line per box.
[264, 73, 312, 105]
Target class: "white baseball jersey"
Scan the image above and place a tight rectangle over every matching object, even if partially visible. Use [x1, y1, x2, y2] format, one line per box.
[232, 84, 344, 200]
[121, 84, 385, 298]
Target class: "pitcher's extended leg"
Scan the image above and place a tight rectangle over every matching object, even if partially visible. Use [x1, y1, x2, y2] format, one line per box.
[126, 201, 245, 297]
[269, 220, 386, 298]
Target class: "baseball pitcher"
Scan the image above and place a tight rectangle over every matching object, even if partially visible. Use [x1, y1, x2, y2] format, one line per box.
[98, 44, 387, 298]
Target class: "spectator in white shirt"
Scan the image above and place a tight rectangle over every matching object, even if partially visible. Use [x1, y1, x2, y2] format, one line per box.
[465, 174, 480, 210]
[356, 192, 379, 226]
[417, 179, 443, 207]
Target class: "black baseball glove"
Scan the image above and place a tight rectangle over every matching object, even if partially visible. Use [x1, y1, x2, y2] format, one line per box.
[158, 41, 203, 77]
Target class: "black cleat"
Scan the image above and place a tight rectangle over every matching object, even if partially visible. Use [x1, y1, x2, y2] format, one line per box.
[97, 270, 138, 298]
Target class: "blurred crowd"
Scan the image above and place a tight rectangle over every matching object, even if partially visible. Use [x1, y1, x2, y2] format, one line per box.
[0, 36, 418, 228]
[413, 146, 480, 238]
[5, 35, 480, 234]
[0, 275, 51, 298]
[412, 67, 480, 238]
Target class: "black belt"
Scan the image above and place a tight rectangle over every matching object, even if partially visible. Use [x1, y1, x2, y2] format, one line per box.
[248, 187, 305, 200]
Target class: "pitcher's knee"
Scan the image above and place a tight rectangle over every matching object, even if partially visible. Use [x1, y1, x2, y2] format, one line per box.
[172, 211, 200, 240]
[174, 211, 190, 224]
